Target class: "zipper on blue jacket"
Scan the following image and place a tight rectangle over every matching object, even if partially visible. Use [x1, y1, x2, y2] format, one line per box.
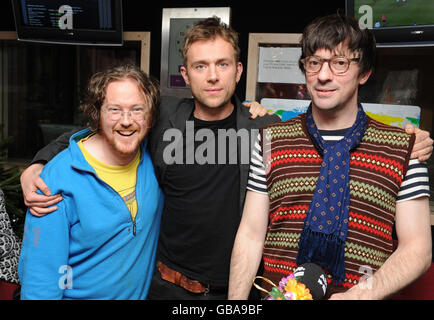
[72, 165, 138, 237]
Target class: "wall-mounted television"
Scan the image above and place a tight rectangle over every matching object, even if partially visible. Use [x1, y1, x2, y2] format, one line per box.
[346, 0, 434, 47]
[11, 0, 123, 46]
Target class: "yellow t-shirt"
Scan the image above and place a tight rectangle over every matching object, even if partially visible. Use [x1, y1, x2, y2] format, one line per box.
[78, 137, 140, 221]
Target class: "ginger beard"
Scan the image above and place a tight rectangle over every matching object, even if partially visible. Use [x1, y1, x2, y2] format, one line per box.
[101, 120, 148, 158]
[98, 79, 150, 163]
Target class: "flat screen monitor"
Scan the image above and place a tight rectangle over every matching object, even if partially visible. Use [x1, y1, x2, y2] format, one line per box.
[346, 0, 434, 47]
[11, 0, 123, 46]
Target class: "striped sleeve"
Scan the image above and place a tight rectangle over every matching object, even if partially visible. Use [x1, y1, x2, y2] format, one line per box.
[246, 132, 268, 194]
[246, 133, 430, 200]
[396, 159, 430, 202]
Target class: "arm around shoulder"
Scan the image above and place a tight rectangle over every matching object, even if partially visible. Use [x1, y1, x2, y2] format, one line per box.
[258, 113, 281, 128]
[32, 128, 82, 164]
[20, 163, 63, 216]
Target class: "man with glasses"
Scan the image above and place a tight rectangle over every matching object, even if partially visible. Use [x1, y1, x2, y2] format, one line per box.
[18, 65, 164, 299]
[229, 14, 432, 299]
[301, 56, 361, 75]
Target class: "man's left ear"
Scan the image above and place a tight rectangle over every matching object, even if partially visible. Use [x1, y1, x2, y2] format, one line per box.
[236, 61, 243, 83]
[180, 65, 190, 86]
[358, 69, 372, 86]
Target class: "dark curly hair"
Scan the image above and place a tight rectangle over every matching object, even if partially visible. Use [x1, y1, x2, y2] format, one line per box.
[80, 64, 160, 131]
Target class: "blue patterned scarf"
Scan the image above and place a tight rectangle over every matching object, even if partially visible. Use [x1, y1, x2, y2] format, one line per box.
[296, 103, 368, 284]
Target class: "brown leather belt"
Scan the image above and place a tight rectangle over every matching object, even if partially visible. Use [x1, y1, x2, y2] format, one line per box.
[157, 261, 227, 294]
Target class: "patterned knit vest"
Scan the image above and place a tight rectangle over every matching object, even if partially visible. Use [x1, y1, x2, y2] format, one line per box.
[260, 114, 414, 296]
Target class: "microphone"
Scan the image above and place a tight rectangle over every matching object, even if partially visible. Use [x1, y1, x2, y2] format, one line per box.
[253, 262, 327, 300]
[293, 263, 327, 300]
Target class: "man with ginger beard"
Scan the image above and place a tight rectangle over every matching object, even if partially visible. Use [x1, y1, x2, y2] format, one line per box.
[18, 65, 164, 299]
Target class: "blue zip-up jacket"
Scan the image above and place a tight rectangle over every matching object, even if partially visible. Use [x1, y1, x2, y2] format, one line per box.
[18, 129, 164, 300]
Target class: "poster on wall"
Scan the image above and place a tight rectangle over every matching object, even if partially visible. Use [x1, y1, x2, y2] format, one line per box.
[167, 18, 199, 89]
[160, 7, 231, 98]
[261, 98, 421, 128]
[257, 47, 305, 84]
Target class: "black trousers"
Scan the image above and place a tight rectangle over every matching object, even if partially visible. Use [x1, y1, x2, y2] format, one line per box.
[147, 269, 228, 300]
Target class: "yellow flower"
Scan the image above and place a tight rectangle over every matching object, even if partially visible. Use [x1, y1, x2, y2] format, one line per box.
[284, 279, 313, 300]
